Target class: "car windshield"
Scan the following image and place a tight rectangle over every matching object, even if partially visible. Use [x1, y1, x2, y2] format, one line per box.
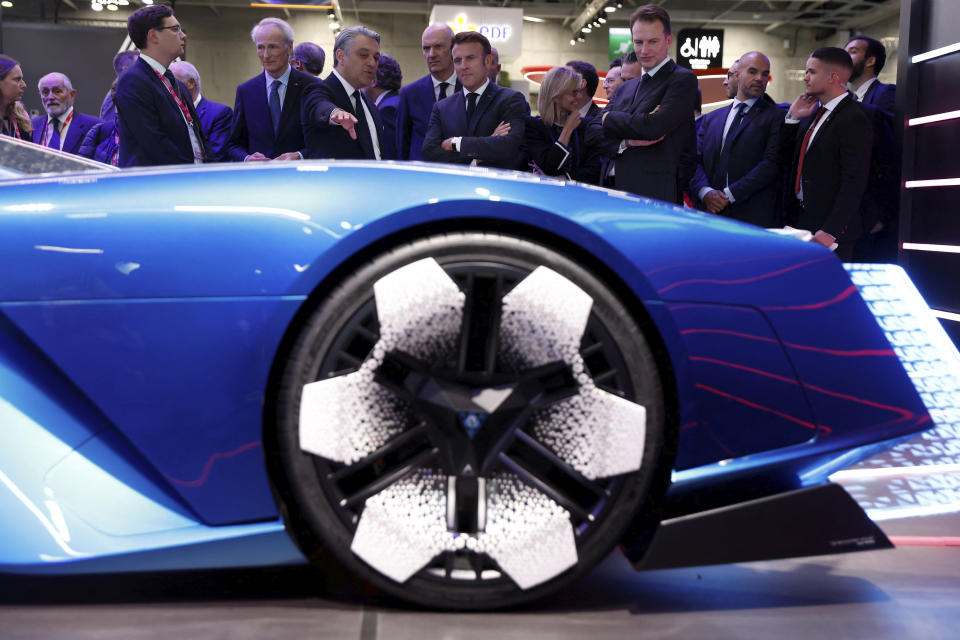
[0, 136, 118, 178]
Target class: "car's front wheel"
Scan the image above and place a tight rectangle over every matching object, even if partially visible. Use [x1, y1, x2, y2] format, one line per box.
[274, 232, 665, 609]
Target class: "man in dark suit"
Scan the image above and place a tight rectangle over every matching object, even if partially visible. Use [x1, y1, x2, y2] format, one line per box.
[690, 51, 782, 227]
[396, 23, 459, 160]
[302, 26, 385, 160]
[845, 35, 895, 123]
[115, 5, 208, 167]
[363, 54, 402, 160]
[226, 17, 316, 162]
[566, 61, 602, 120]
[846, 35, 899, 261]
[593, 4, 698, 204]
[422, 31, 527, 169]
[781, 47, 873, 259]
[31, 73, 99, 156]
[170, 61, 233, 162]
[291, 42, 326, 78]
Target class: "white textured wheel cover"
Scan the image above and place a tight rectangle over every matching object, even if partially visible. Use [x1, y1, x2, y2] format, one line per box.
[299, 258, 464, 463]
[299, 260, 647, 590]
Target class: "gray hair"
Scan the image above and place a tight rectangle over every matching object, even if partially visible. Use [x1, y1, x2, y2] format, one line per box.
[251, 17, 295, 46]
[38, 72, 73, 92]
[169, 60, 201, 91]
[334, 25, 381, 60]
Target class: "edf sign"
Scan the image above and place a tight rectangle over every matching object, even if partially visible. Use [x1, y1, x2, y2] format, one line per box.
[429, 6, 524, 57]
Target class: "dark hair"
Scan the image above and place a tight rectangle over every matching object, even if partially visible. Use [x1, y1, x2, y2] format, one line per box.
[452, 31, 492, 57]
[848, 34, 887, 74]
[127, 4, 173, 50]
[565, 60, 599, 99]
[375, 54, 402, 91]
[624, 50, 639, 64]
[609, 57, 623, 69]
[811, 46, 853, 72]
[113, 50, 139, 76]
[292, 42, 326, 75]
[0, 54, 18, 79]
[630, 4, 672, 36]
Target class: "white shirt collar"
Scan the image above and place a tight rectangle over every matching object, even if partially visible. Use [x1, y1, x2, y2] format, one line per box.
[641, 56, 671, 79]
[432, 71, 457, 90]
[193, 94, 203, 108]
[463, 78, 490, 99]
[139, 53, 167, 75]
[732, 96, 760, 111]
[50, 105, 74, 124]
[265, 65, 292, 88]
[332, 68, 360, 97]
[823, 91, 848, 113]
[853, 77, 877, 101]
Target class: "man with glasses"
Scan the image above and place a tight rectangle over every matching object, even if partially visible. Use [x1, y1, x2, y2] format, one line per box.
[115, 4, 207, 167]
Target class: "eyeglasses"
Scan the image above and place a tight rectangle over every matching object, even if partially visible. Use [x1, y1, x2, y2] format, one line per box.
[155, 24, 183, 34]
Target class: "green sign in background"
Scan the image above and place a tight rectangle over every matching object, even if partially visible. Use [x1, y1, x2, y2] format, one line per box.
[609, 28, 632, 62]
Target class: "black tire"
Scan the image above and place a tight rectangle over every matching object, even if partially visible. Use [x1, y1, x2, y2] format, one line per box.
[274, 232, 665, 609]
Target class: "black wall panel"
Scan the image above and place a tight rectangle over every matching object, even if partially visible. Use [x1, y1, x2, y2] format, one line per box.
[900, 0, 960, 345]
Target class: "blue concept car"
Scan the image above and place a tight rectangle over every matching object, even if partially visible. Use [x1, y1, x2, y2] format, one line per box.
[1, 137, 959, 609]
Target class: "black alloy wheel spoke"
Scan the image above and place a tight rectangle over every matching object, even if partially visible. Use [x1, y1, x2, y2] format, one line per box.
[499, 430, 608, 523]
[457, 271, 504, 376]
[328, 422, 438, 508]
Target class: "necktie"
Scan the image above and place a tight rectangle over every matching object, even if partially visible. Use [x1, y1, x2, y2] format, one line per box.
[438, 82, 449, 100]
[466, 92, 477, 127]
[48, 117, 62, 150]
[794, 106, 827, 196]
[718, 102, 747, 184]
[351, 90, 374, 158]
[269, 79, 282, 134]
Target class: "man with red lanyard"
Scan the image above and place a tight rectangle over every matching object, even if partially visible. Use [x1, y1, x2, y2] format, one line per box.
[31, 73, 100, 156]
[116, 4, 207, 167]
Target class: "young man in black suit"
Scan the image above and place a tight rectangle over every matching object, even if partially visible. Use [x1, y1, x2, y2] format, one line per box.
[782, 47, 873, 259]
[593, 4, 698, 204]
[689, 51, 782, 228]
[302, 26, 385, 160]
[115, 4, 207, 167]
[421, 31, 527, 169]
[225, 17, 316, 162]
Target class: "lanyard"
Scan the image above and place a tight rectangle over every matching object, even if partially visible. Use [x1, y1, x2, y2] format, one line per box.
[3, 116, 21, 139]
[153, 68, 194, 124]
[40, 110, 74, 147]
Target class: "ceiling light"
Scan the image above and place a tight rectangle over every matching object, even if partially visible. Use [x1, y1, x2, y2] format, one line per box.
[107, 4, 118, 10]
[142, 0, 153, 4]
[91, 2, 103, 9]
[604, 5, 616, 12]
[598, 16, 607, 24]
[570, 39, 576, 46]
[523, 16, 546, 23]
[329, 21, 339, 29]
[1, 0, 13, 7]
[582, 27, 592, 33]
[577, 35, 586, 42]
[327, 9, 335, 19]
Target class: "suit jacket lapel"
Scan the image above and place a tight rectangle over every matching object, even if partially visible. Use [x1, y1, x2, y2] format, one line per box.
[469, 84, 497, 135]
[63, 117, 84, 153]
[251, 74, 275, 145]
[805, 95, 849, 156]
[450, 93, 468, 136]
[725, 99, 764, 149]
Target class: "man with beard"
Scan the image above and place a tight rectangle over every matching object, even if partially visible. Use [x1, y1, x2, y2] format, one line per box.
[31, 73, 99, 155]
[397, 23, 459, 160]
[690, 51, 782, 227]
[845, 35, 895, 122]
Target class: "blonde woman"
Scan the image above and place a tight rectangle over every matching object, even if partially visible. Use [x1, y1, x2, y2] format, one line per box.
[0, 55, 30, 140]
[522, 65, 600, 183]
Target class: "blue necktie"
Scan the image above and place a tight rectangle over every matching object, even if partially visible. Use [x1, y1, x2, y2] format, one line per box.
[48, 117, 62, 150]
[269, 80, 282, 133]
[718, 102, 746, 184]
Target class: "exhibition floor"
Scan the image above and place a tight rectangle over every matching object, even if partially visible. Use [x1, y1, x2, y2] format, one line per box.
[1, 514, 958, 640]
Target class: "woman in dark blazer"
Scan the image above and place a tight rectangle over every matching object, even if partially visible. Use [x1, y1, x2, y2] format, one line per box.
[522, 65, 600, 184]
[0, 55, 30, 140]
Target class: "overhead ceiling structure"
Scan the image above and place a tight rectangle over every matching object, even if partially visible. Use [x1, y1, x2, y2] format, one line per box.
[2, 0, 900, 37]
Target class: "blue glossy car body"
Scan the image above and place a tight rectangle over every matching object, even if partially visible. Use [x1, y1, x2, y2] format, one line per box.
[0, 158, 938, 574]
